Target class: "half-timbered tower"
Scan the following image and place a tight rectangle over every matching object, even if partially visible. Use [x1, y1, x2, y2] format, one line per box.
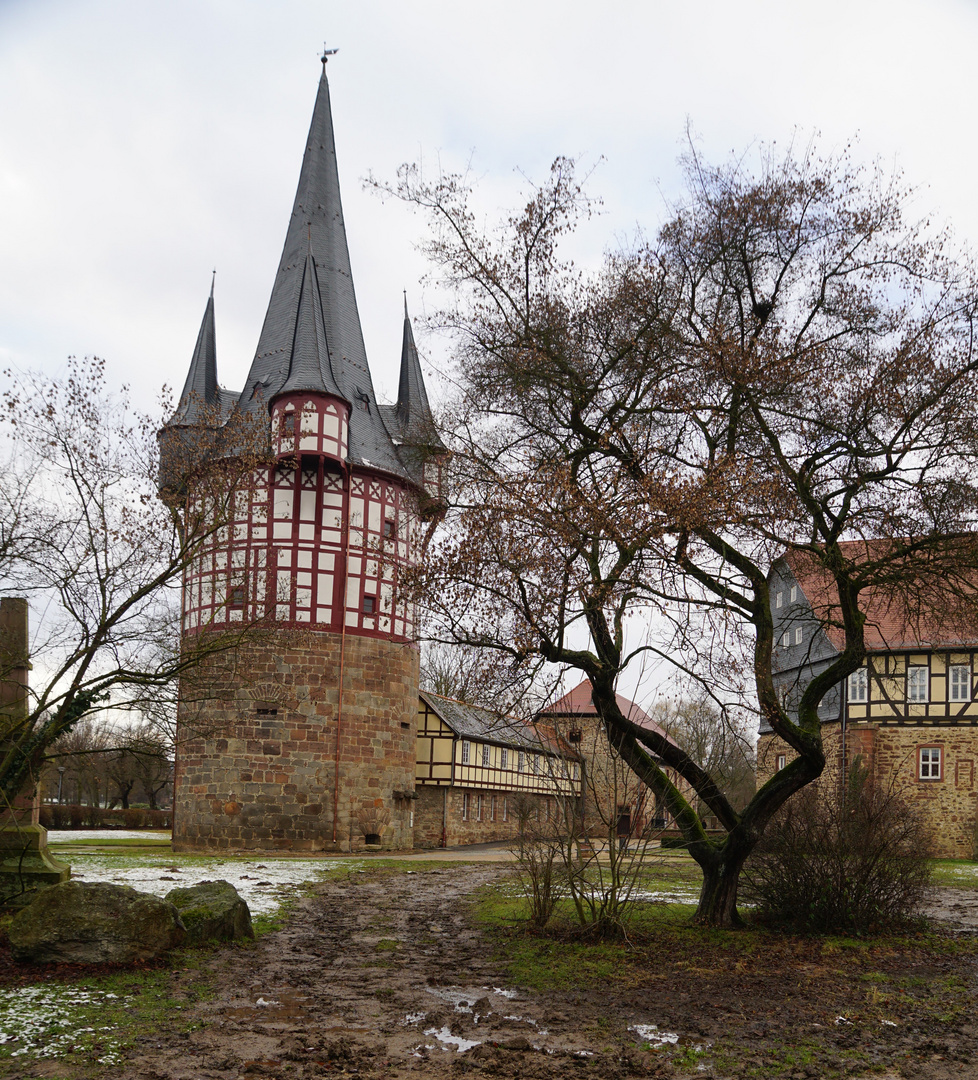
[165, 60, 444, 852]
[758, 545, 978, 858]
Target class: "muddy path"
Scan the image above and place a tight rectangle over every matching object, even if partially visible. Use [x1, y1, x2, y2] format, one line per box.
[120, 864, 657, 1080]
[80, 868, 978, 1079]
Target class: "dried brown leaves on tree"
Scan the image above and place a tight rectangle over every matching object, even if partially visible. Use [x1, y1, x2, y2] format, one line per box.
[0, 357, 270, 811]
[388, 145, 978, 925]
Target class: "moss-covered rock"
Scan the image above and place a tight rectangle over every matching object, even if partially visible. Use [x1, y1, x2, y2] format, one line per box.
[8, 881, 186, 964]
[164, 879, 253, 945]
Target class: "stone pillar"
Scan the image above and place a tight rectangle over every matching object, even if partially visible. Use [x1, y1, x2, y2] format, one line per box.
[0, 598, 69, 905]
[1, 597, 33, 822]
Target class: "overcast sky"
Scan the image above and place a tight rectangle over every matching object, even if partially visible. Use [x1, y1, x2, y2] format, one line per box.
[2, 0, 977, 414]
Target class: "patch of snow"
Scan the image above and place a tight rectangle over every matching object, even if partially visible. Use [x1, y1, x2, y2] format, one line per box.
[255, 998, 280, 1007]
[881, 1019, 898, 1027]
[403, 1013, 426, 1025]
[424, 1026, 482, 1052]
[0, 986, 125, 1065]
[630, 1024, 680, 1046]
[66, 853, 353, 915]
[492, 987, 518, 998]
[835, 1016, 852, 1025]
[47, 829, 171, 843]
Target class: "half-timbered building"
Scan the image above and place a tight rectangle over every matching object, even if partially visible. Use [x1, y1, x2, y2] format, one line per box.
[758, 545, 978, 857]
[164, 58, 444, 853]
[414, 692, 581, 847]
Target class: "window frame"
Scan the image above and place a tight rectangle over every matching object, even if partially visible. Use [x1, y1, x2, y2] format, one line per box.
[461, 791, 470, 819]
[481, 744, 491, 767]
[500, 748, 508, 770]
[461, 740, 470, 765]
[950, 663, 971, 703]
[848, 667, 868, 703]
[918, 745, 943, 781]
[776, 754, 787, 771]
[908, 665, 929, 703]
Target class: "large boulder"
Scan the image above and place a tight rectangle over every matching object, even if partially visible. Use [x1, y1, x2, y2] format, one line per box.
[164, 879, 253, 945]
[8, 881, 186, 964]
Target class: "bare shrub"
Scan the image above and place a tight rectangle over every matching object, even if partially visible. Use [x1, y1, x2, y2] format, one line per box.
[742, 766, 933, 932]
[123, 807, 145, 829]
[510, 795, 567, 929]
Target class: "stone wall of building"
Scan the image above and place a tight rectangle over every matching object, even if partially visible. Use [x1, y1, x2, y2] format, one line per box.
[758, 723, 978, 858]
[173, 629, 419, 852]
[414, 787, 566, 848]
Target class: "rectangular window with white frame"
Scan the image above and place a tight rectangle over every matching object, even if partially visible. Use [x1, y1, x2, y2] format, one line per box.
[461, 791, 470, 819]
[776, 591, 783, 609]
[500, 748, 508, 770]
[461, 740, 470, 765]
[794, 627, 803, 645]
[781, 632, 790, 648]
[476, 794, 483, 821]
[776, 754, 786, 771]
[502, 797, 508, 822]
[950, 664, 971, 702]
[517, 752, 525, 773]
[848, 667, 868, 703]
[790, 586, 797, 603]
[908, 666, 929, 703]
[482, 744, 491, 767]
[919, 746, 942, 780]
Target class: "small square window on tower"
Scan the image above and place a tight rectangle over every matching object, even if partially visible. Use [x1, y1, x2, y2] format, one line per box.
[568, 729, 582, 744]
[362, 594, 376, 614]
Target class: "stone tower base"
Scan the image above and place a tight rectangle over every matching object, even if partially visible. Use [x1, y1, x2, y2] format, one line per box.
[173, 630, 419, 852]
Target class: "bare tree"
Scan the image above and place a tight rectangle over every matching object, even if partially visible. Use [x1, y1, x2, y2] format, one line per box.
[0, 357, 268, 814]
[385, 144, 978, 925]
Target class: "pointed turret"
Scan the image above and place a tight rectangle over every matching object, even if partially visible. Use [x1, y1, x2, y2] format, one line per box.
[170, 278, 219, 425]
[393, 298, 444, 452]
[277, 252, 344, 399]
[238, 65, 405, 476]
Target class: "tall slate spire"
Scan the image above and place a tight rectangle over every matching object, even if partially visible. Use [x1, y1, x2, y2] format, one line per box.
[393, 298, 444, 451]
[238, 65, 405, 476]
[170, 277, 218, 425]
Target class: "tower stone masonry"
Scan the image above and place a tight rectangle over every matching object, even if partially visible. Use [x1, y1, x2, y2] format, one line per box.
[164, 61, 444, 852]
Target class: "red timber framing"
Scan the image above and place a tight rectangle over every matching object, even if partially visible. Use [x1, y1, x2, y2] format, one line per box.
[182, 458, 417, 641]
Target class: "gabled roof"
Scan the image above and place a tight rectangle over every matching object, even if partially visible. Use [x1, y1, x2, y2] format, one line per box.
[420, 691, 568, 755]
[540, 678, 676, 743]
[783, 540, 978, 652]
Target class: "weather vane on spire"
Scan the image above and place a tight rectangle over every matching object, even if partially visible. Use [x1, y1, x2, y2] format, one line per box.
[321, 45, 338, 68]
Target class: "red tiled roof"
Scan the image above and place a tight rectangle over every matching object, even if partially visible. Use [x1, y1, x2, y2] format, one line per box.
[539, 679, 678, 747]
[784, 540, 978, 652]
